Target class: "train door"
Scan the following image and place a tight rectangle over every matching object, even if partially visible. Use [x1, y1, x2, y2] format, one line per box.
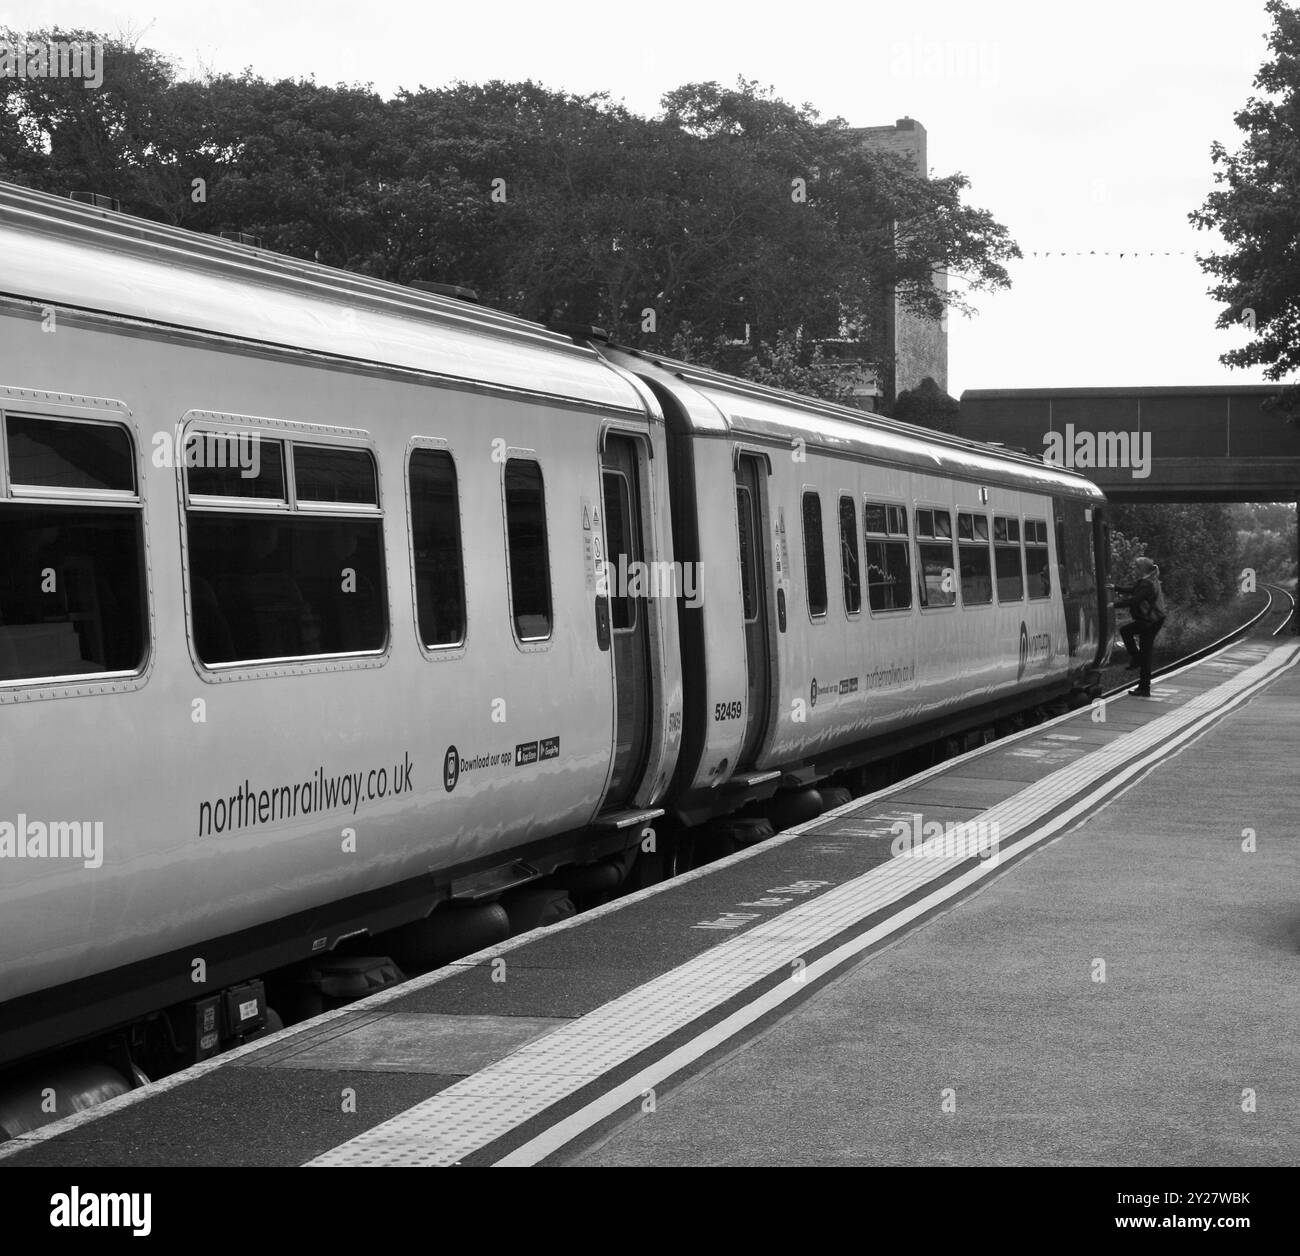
[600, 434, 651, 807]
[1054, 501, 1077, 656]
[735, 454, 771, 768]
[1054, 496, 1102, 665]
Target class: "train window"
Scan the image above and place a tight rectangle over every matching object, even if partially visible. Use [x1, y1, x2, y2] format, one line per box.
[863, 501, 911, 612]
[187, 433, 386, 664]
[1025, 517, 1051, 599]
[958, 533, 993, 605]
[801, 491, 827, 618]
[504, 458, 552, 640]
[1, 415, 147, 683]
[0, 504, 148, 682]
[603, 470, 636, 631]
[736, 486, 758, 623]
[409, 449, 465, 648]
[295, 445, 377, 505]
[917, 541, 956, 607]
[839, 496, 861, 615]
[915, 508, 951, 540]
[996, 547, 1025, 602]
[865, 540, 912, 611]
[914, 505, 955, 607]
[186, 435, 285, 500]
[955, 512, 992, 605]
[994, 516, 1024, 602]
[188, 515, 386, 662]
[6, 415, 135, 492]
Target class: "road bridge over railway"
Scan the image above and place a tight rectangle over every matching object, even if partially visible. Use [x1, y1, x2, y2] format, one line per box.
[960, 385, 1300, 506]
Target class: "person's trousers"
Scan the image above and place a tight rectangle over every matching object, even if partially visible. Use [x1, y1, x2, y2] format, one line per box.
[1119, 620, 1162, 691]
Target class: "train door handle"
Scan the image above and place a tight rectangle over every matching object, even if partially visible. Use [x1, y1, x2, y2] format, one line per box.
[595, 596, 610, 651]
[777, 588, 787, 633]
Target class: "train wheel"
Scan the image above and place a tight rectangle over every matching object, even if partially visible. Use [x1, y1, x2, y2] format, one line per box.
[767, 788, 825, 832]
[383, 902, 510, 971]
[501, 886, 575, 934]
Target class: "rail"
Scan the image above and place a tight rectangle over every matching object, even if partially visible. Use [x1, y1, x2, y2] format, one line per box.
[1102, 582, 1295, 699]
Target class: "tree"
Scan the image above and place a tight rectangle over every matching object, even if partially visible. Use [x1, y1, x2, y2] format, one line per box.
[1106, 503, 1239, 607]
[1190, 1, 1300, 401]
[1, 44, 1020, 391]
[892, 377, 960, 432]
[0, 27, 188, 216]
[1108, 529, 1150, 589]
[736, 331, 857, 402]
[1230, 501, 1298, 582]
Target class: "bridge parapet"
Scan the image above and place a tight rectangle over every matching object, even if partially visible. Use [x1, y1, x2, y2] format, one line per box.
[960, 386, 1300, 502]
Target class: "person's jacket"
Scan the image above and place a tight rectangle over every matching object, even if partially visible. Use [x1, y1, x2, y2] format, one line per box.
[1115, 575, 1166, 625]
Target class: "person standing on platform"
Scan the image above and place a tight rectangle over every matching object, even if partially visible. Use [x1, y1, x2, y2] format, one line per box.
[1112, 556, 1167, 697]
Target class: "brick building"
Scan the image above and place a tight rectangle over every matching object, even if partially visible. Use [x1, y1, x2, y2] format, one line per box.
[844, 117, 949, 413]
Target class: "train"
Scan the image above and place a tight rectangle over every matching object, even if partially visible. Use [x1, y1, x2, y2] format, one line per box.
[0, 180, 1111, 1127]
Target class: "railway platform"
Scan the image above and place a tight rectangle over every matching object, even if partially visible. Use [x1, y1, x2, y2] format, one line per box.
[3, 637, 1297, 1170]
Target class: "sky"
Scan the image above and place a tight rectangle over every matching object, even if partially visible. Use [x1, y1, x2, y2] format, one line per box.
[13, 0, 1285, 396]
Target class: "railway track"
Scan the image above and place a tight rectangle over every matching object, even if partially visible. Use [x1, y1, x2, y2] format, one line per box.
[1102, 582, 1297, 700]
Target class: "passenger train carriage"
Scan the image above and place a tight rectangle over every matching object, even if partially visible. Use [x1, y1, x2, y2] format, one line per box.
[0, 182, 1110, 1107]
[609, 349, 1108, 823]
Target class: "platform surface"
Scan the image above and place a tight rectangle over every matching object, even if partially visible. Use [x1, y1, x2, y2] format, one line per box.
[3, 640, 1296, 1168]
[576, 654, 1300, 1166]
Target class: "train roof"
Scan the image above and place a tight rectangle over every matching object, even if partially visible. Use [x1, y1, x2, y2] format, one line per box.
[0, 180, 643, 414]
[602, 346, 1106, 500]
[0, 180, 1106, 501]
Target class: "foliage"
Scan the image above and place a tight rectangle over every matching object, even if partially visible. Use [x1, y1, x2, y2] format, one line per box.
[1190, 1, 1300, 398]
[1, 38, 1019, 361]
[891, 376, 960, 432]
[1107, 528, 1150, 587]
[658, 324, 858, 403]
[1229, 501, 1298, 583]
[1106, 503, 1239, 607]
[737, 331, 858, 402]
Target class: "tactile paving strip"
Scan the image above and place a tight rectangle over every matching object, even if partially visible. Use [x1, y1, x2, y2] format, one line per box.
[308, 643, 1300, 1167]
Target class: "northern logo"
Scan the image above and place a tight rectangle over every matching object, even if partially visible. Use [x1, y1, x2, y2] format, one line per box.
[1018, 623, 1051, 680]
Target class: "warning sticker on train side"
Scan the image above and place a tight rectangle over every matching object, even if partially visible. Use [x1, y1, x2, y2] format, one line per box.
[581, 495, 602, 592]
[774, 508, 790, 585]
